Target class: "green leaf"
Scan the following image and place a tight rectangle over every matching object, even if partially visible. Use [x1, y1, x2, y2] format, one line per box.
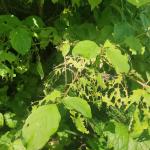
[71, 0, 81, 6]
[10, 27, 32, 55]
[0, 15, 21, 27]
[63, 97, 92, 118]
[0, 51, 17, 63]
[36, 56, 44, 80]
[71, 113, 89, 134]
[43, 90, 61, 103]
[114, 23, 134, 42]
[130, 109, 148, 138]
[0, 113, 4, 128]
[4, 112, 18, 129]
[106, 121, 150, 150]
[127, 0, 150, 8]
[23, 16, 45, 28]
[96, 73, 106, 89]
[104, 40, 130, 73]
[13, 139, 26, 150]
[22, 104, 61, 150]
[74, 116, 89, 134]
[67, 23, 101, 42]
[105, 122, 129, 150]
[124, 36, 145, 55]
[0, 15, 21, 34]
[129, 89, 150, 107]
[88, 0, 102, 10]
[59, 40, 70, 57]
[99, 25, 113, 43]
[72, 40, 100, 60]
[0, 63, 13, 77]
[39, 27, 60, 48]
[128, 138, 150, 150]
[52, 0, 58, 3]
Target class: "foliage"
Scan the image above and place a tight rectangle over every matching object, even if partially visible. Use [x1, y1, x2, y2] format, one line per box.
[0, 0, 150, 149]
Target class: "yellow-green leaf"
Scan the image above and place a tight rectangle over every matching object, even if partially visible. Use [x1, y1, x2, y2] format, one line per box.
[72, 40, 100, 60]
[104, 40, 130, 73]
[63, 97, 92, 118]
[22, 104, 61, 150]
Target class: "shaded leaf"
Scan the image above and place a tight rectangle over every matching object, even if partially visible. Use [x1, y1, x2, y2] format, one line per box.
[23, 16, 45, 28]
[114, 23, 134, 42]
[10, 28, 32, 55]
[0, 15, 21, 34]
[0, 51, 16, 63]
[52, 0, 58, 3]
[124, 36, 145, 55]
[88, 0, 102, 10]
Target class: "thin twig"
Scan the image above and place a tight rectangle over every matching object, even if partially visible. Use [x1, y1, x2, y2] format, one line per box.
[63, 71, 79, 97]
[129, 76, 150, 89]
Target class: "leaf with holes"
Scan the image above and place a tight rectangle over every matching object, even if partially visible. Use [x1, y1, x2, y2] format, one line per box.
[104, 40, 130, 73]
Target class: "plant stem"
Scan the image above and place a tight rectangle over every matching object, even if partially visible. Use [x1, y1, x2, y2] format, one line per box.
[64, 71, 79, 97]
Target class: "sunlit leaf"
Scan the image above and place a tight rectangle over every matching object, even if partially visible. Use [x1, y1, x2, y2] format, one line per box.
[72, 40, 100, 59]
[104, 40, 130, 73]
[63, 97, 92, 118]
[127, 0, 150, 8]
[22, 104, 61, 150]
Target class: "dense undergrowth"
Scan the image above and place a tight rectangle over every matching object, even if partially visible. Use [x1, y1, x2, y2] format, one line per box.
[0, 0, 150, 149]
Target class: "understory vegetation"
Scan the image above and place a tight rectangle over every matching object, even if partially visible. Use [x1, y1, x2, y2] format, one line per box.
[0, 0, 150, 149]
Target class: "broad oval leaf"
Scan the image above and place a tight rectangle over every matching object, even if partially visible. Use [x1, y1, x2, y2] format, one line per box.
[72, 40, 100, 60]
[0, 15, 21, 35]
[104, 40, 130, 73]
[63, 97, 92, 118]
[22, 104, 61, 150]
[10, 27, 32, 55]
[0, 15, 21, 27]
[114, 23, 134, 42]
